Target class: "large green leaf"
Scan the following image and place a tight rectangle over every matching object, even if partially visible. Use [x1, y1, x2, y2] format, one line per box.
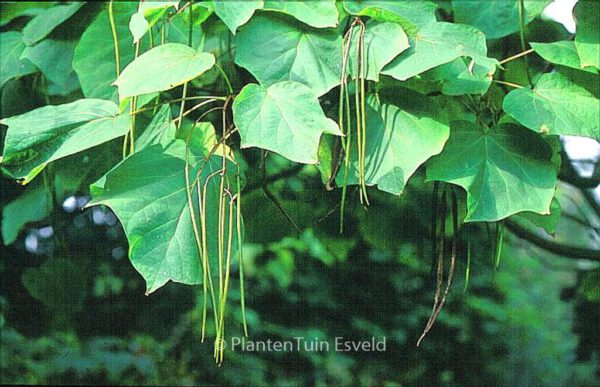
[233, 81, 341, 164]
[21, 39, 80, 94]
[575, 0, 600, 70]
[73, 2, 140, 101]
[21, 2, 83, 45]
[0, 99, 130, 184]
[381, 22, 498, 81]
[263, 0, 338, 28]
[531, 41, 598, 74]
[424, 58, 493, 96]
[114, 43, 215, 99]
[135, 105, 176, 151]
[515, 197, 561, 236]
[452, 0, 550, 40]
[343, 0, 437, 35]
[213, 0, 263, 34]
[235, 13, 342, 96]
[0, 2, 55, 26]
[0, 32, 37, 88]
[129, 1, 179, 44]
[338, 98, 449, 195]
[2, 184, 51, 245]
[427, 121, 557, 222]
[89, 141, 241, 294]
[503, 72, 600, 140]
[348, 21, 409, 81]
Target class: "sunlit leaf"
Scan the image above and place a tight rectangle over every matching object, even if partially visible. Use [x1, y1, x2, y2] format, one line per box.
[427, 121, 557, 222]
[1, 99, 130, 184]
[73, 2, 141, 101]
[575, 0, 600, 70]
[348, 21, 409, 81]
[89, 141, 241, 294]
[338, 97, 449, 195]
[233, 81, 341, 164]
[452, 0, 550, 40]
[382, 22, 498, 81]
[114, 43, 215, 99]
[263, 0, 338, 28]
[343, 0, 437, 35]
[503, 72, 600, 140]
[235, 13, 342, 96]
[531, 41, 598, 74]
[213, 0, 263, 34]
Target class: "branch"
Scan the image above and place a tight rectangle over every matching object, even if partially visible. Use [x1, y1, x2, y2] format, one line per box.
[243, 164, 305, 192]
[505, 219, 600, 261]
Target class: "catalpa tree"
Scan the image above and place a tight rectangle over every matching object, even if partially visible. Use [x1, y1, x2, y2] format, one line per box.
[1, 0, 599, 363]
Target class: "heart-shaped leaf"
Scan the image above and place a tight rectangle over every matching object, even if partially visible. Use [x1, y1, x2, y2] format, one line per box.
[114, 43, 215, 99]
[427, 121, 557, 222]
[233, 81, 341, 164]
[503, 72, 600, 140]
[235, 13, 342, 96]
[1, 99, 130, 184]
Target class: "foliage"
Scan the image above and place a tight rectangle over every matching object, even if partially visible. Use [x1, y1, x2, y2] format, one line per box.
[1, 0, 599, 373]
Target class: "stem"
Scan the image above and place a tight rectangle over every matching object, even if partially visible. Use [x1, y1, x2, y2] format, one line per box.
[518, 0, 533, 87]
[492, 80, 524, 89]
[339, 22, 356, 233]
[494, 221, 505, 270]
[214, 63, 234, 95]
[358, 23, 369, 206]
[464, 239, 471, 294]
[188, 0, 194, 47]
[108, 0, 120, 77]
[236, 174, 248, 336]
[177, 82, 189, 130]
[498, 48, 534, 65]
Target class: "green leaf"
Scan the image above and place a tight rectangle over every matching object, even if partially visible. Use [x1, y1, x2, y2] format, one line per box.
[515, 197, 561, 235]
[343, 0, 437, 35]
[531, 41, 598, 74]
[213, 0, 263, 34]
[129, 1, 179, 44]
[135, 105, 176, 150]
[451, 0, 550, 40]
[381, 22, 498, 81]
[1, 99, 130, 184]
[0, 32, 37, 88]
[176, 120, 224, 157]
[2, 184, 51, 245]
[235, 13, 342, 96]
[263, 0, 338, 28]
[114, 43, 215, 100]
[338, 98, 450, 195]
[22, 258, 86, 314]
[21, 39, 80, 94]
[503, 72, 600, 140]
[233, 81, 341, 164]
[427, 121, 557, 222]
[89, 141, 241, 294]
[575, 0, 600, 70]
[22, 2, 83, 45]
[424, 58, 493, 96]
[0, 2, 55, 26]
[73, 2, 140, 101]
[348, 21, 409, 81]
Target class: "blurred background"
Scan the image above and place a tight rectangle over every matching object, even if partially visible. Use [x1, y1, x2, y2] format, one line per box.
[1, 0, 599, 386]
